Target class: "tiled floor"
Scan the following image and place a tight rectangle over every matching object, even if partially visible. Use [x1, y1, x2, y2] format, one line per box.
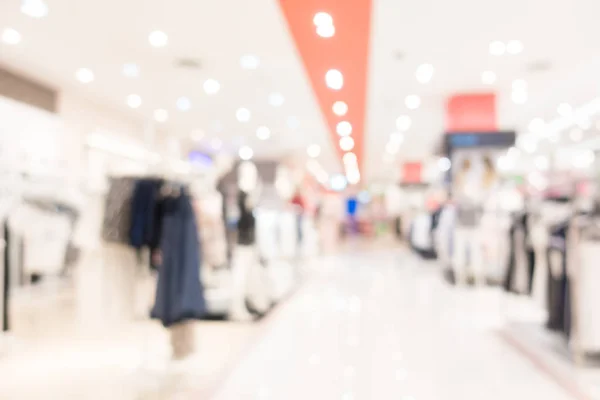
[0, 246, 583, 399]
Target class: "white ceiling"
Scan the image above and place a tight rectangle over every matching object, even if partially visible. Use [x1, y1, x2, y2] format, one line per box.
[0, 0, 338, 171]
[3, 0, 600, 184]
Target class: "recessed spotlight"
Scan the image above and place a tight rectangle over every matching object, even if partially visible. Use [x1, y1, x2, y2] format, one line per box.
[287, 116, 300, 130]
[415, 63, 434, 84]
[203, 79, 220, 95]
[512, 79, 527, 91]
[122, 63, 140, 78]
[153, 109, 168, 123]
[239, 146, 254, 161]
[148, 30, 168, 47]
[438, 157, 451, 172]
[313, 12, 333, 27]
[326, 69, 343, 90]
[307, 144, 321, 158]
[489, 40, 506, 56]
[511, 90, 527, 104]
[256, 126, 271, 140]
[176, 97, 192, 111]
[126, 94, 142, 109]
[75, 68, 95, 84]
[570, 128, 583, 142]
[21, 0, 48, 18]
[535, 155, 549, 171]
[2, 28, 21, 45]
[317, 24, 335, 38]
[240, 54, 260, 70]
[336, 121, 352, 136]
[343, 152, 357, 164]
[390, 132, 404, 144]
[268, 92, 285, 107]
[339, 136, 355, 151]
[507, 40, 524, 55]
[528, 118, 545, 133]
[330, 174, 347, 191]
[333, 101, 348, 116]
[236, 107, 251, 122]
[347, 171, 360, 185]
[191, 129, 204, 141]
[405, 95, 421, 110]
[481, 71, 497, 85]
[396, 115, 412, 131]
[557, 103, 572, 117]
[518, 134, 537, 153]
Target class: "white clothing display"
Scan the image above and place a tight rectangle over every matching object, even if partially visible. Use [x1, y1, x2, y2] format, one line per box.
[410, 212, 433, 251]
[434, 205, 455, 265]
[452, 227, 483, 285]
[229, 245, 269, 321]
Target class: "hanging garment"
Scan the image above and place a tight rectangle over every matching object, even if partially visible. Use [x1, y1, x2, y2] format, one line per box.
[452, 226, 483, 284]
[101, 177, 136, 244]
[151, 191, 206, 327]
[129, 178, 163, 249]
[530, 222, 549, 310]
[546, 222, 569, 332]
[2, 222, 8, 332]
[237, 191, 256, 245]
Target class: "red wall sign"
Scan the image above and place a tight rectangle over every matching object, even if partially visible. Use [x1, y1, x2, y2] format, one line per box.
[402, 162, 422, 184]
[446, 93, 497, 132]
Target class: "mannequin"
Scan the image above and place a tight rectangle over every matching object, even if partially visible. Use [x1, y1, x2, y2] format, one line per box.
[453, 155, 498, 286]
[229, 161, 268, 320]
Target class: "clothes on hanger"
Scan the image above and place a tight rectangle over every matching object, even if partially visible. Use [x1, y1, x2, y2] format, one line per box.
[237, 190, 256, 246]
[151, 188, 206, 327]
[102, 177, 136, 244]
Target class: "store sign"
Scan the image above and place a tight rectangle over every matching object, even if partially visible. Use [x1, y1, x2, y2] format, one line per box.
[443, 131, 516, 154]
[401, 162, 422, 184]
[446, 93, 496, 132]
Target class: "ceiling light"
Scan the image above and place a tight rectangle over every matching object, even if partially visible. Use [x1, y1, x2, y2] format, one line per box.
[330, 174, 347, 191]
[517, 134, 537, 153]
[481, 71, 497, 85]
[2, 28, 21, 45]
[240, 54, 260, 70]
[153, 109, 168, 123]
[176, 97, 191, 112]
[438, 157, 451, 172]
[211, 138, 222, 150]
[343, 152, 357, 164]
[203, 79, 220, 95]
[317, 24, 335, 38]
[21, 0, 48, 18]
[570, 128, 583, 142]
[191, 129, 204, 141]
[333, 101, 348, 116]
[126, 94, 142, 109]
[148, 30, 168, 47]
[390, 132, 404, 144]
[396, 115, 412, 131]
[386, 142, 400, 154]
[256, 126, 271, 140]
[268, 92, 285, 107]
[336, 121, 352, 136]
[313, 12, 333, 27]
[405, 95, 421, 110]
[326, 69, 343, 90]
[239, 146, 254, 161]
[236, 107, 251, 122]
[511, 90, 527, 104]
[528, 118, 545, 133]
[347, 171, 361, 185]
[75, 68, 95, 84]
[339, 136, 354, 151]
[512, 79, 527, 91]
[558, 103, 573, 117]
[307, 144, 321, 158]
[489, 41, 506, 56]
[415, 63, 434, 84]
[287, 116, 300, 130]
[535, 155, 549, 171]
[122, 63, 139, 78]
[506, 40, 524, 55]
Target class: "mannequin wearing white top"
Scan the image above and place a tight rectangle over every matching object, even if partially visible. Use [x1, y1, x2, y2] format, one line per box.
[229, 161, 267, 321]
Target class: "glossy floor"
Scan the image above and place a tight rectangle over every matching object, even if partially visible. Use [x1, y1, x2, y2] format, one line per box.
[0, 246, 582, 399]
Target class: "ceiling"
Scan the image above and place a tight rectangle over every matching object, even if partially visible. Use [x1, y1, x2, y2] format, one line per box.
[2, 0, 600, 185]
